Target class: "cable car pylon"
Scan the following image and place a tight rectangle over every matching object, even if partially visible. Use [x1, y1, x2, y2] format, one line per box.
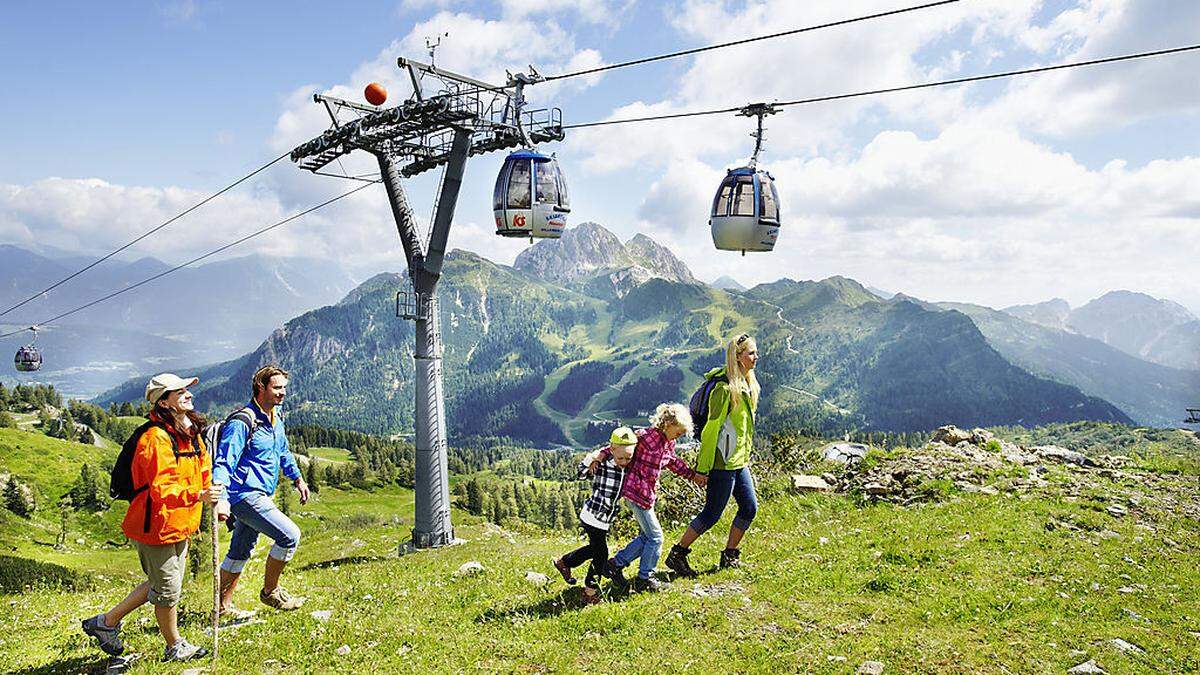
[710, 102, 782, 255]
[289, 56, 565, 551]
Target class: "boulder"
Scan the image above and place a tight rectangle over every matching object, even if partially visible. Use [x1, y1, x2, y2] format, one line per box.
[1067, 660, 1107, 674]
[864, 482, 890, 496]
[857, 661, 885, 675]
[455, 561, 485, 577]
[1033, 446, 1096, 467]
[970, 428, 994, 445]
[791, 475, 832, 492]
[822, 443, 868, 465]
[1108, 638, 1144, 654]
[932, 426, 972, 446]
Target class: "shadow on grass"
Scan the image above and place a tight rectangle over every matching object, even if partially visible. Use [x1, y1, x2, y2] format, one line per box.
[476, 584, 635, 622]
[297, 554, 394, 571]
[13, 654, 113, 675]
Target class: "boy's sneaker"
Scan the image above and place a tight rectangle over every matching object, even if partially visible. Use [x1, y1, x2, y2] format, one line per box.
[720, 547, 742, 569]
[81, 613, 124, 656]
[163, 638, 208, 662]
[632, 574, 665, 593]
[260, 586, 305, 610]
[665, 544, 698, 578]
[603, 559, 628, 589]
[553, 558, 577, 585]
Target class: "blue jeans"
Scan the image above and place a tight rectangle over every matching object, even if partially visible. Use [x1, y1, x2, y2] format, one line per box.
[220, 491, 301, 574]
[612, 499, 663, 580]
[690, 467, 758, 535]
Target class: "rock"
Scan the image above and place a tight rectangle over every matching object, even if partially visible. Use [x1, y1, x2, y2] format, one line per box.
[823, 443, 868, 465]
[1108, 638, 1144, 654]
[524, 571, 550, 586]
[180, 669, 205, 675]
[1066, 659, 1107, 674]
[336, 645, 351, 656]
[1106, 504, 1128, 517]
[1033, 445, 1096, 467]
[792, 475, 832, 492]
[455, 561, 485, 577]
[350, 538, 365, 548]
[74, 538, 85, 545]
[311, 609, 332, 622]
[821, 472, 837, 486]
[863, 482, 890, 496]
[970, 428, 995, 445]
[932, 425, 972, 446]
[857, 661, 885, 675]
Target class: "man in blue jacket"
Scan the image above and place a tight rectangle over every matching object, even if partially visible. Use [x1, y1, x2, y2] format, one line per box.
[213, 365, 310, 616]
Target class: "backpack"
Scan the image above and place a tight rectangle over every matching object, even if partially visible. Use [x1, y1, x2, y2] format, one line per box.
[201, 406, 260, 465]
[688, 372, 728, 441]
[109, 420, 199, 500]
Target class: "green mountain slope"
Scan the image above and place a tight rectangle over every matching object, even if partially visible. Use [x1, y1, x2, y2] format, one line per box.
[96, 242, 1133, 441]
[942, 302, 1199, 427]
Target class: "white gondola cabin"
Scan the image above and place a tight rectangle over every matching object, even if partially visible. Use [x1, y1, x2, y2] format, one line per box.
[493, 150, 570, 239]
[709, 166, 780, 253]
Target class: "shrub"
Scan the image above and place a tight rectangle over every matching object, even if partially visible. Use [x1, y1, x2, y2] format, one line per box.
[0, 555, 91, 593]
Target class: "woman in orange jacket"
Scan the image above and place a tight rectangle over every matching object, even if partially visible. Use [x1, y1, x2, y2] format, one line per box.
[82, 374, 221, 663]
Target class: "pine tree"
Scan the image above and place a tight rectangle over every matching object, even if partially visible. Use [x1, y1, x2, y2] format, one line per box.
[466, 479, 484, 514]
[4, 478, 33, 517]
[305, 458, 322, 494]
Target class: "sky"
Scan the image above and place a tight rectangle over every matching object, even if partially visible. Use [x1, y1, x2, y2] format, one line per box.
[2, 0, 1199, 314]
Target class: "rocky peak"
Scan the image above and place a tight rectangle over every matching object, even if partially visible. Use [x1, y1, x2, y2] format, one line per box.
[1003, 298, 1072, 330]
[513, 222, 696, 291]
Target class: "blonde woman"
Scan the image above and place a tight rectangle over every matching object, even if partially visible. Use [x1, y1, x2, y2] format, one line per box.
[666, 333, 760, 577]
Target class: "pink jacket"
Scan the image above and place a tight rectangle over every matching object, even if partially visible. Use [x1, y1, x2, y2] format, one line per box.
[599, 427, 697, 510]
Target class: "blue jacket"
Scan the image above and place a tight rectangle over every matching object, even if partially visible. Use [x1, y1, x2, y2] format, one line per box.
[212, 400, 301, 506]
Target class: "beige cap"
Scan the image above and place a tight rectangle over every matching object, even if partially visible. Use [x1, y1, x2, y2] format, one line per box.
[145, 373, 199, 403]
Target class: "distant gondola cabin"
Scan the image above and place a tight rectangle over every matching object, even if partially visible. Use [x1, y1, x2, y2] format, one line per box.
[709, 166, 780, 253]
[14, 344, 42, 372]
[493, 150, 570, 239]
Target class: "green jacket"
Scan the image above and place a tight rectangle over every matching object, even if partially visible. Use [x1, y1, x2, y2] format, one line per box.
[696, 367, 756, 474]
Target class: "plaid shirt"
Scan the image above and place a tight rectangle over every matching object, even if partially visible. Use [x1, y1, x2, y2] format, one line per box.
[598, 428, 697, 510]
[577, 454, 626, 530]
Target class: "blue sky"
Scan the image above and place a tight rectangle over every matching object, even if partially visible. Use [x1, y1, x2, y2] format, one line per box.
[2, 0, 1199, 313]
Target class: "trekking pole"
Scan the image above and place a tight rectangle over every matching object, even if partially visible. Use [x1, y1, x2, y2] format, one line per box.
[211, 504, 220, 669]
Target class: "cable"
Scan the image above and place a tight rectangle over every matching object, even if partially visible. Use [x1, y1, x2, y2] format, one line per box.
[0, 151, 291, 319]
[546, 0, 961, 81]
[451, 1, 961, 98]
[0, 180, 379, 339]
[562, 43, 1200, 129]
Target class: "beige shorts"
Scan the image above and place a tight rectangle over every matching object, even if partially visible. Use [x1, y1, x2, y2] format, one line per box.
[135, 540, 188, 607]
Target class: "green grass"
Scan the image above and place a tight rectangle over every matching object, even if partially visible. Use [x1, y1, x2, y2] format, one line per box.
[307, 447, 352, 464]
[4, 481, 1199, 673]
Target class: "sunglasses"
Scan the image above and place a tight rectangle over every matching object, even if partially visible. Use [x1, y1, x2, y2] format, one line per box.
[736, 333, 751, 345]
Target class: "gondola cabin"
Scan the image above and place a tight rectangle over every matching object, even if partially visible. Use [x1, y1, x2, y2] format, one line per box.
[493, 150, 570, 239]
[709, 166, 780, 253]
[14, 344, 42, 372]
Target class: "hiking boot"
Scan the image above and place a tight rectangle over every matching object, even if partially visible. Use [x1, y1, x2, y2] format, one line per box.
[581, 588, 601, 605]
[632, 574, 665, 593]
[163, 638, 208, 662]
[260, 586, 305, 610]
[603, 559, 628, 589]
[665, 544, 698, 578]
[553, 557, 577, 585]
[720, 547, 742, 569]
[219, 604, 257, 621]
[82, 613, 124, 656]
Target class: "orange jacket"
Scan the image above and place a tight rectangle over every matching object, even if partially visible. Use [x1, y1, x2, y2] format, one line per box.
[121, 412, 211, 545]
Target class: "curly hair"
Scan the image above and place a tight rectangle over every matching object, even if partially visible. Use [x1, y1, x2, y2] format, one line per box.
[649, 402, 693, 437]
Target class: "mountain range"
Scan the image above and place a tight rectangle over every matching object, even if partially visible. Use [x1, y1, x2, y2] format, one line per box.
[1, 245, 357, 397]
[89, 222, 1196, 444]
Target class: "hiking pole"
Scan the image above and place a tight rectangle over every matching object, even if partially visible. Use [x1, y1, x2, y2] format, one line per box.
[211, 503, 220, 669]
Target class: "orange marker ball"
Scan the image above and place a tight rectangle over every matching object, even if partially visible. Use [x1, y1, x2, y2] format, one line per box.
[364, 82, 388, 106]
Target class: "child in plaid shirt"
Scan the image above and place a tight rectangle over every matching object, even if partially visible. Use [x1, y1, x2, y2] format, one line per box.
[553, 428, 638, 604]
